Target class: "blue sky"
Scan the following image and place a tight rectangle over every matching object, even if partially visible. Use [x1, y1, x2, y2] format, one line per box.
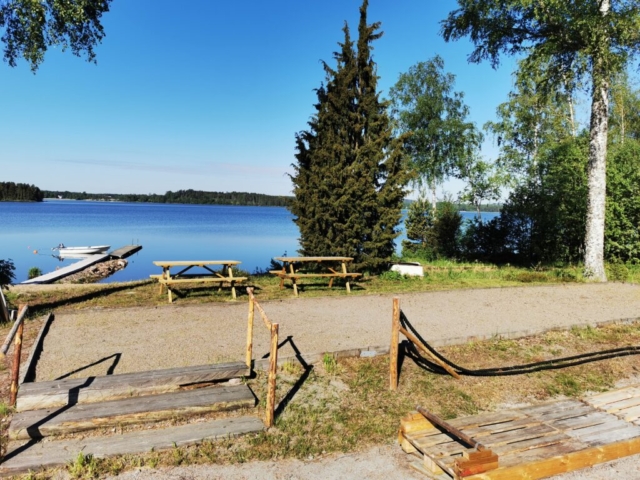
[1, 0, 521, 197]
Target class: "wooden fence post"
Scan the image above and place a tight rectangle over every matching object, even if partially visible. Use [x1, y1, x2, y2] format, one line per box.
[246, 293, 254, 369]
[265, 322, 279, 428]
[390, 297, 400, 391]
[0, 289, 9, 324]
[10, 320, 24, 406]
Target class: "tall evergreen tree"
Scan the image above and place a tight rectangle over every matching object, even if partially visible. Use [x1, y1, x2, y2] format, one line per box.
[290, 0, 406, 272]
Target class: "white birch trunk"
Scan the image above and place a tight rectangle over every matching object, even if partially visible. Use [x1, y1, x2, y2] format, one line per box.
[584, 0, 609, 282]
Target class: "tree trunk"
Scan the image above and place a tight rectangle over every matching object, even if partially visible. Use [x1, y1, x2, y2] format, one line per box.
[430, 181, 437, 212]
[584, 68, 608, 281]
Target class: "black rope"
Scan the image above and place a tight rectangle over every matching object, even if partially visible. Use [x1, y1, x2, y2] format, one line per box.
[399, 311, 640, 377]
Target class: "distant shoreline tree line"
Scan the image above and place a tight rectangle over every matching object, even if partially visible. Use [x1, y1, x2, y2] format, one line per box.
[42, 189, 293, 207]
[0, 182, 43, 202]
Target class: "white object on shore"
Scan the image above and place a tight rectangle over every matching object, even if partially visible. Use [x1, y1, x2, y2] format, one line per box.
[390, 262, 423, 277]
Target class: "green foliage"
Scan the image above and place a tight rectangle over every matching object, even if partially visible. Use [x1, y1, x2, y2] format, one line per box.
[0, 182, 43, 202]
[484, 60, 576, 181]
[0, 0, 112, 72]
[463, 135, 640, 265]
[28, 267, 42, 280]
[389, 56, 481, 195]
[0, 259, 16, 287]
[607, 259, 629, 283]
[403, 199, 462, 260]
[290, 0, 407, 273]
[68, 452, 98, 479]
[605, 140, 640, 261]
[443, 0, 640, 280]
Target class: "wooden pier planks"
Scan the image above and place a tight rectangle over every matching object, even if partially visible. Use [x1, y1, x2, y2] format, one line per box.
[1, 415, 264, 476]
[20, 254, 109, 284]
[109, 245, 142, 259]
[9, 384, 256, 440]
[16, 361, 250, 412]
[400, 394, 640, 479]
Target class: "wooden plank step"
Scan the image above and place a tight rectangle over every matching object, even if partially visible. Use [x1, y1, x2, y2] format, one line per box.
[17, 361, 250, 412]
[9, 384, 255, 440]
[0, 415, 264, 476]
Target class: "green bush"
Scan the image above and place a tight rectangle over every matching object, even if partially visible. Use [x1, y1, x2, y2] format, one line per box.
[28, 267, 42, 279]
[403, 199, 462, 260]
[608, 259, 629, 282]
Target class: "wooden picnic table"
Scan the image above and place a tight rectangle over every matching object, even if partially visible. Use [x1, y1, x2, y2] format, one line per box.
[151, 260, 246, 303]
[269, 256, 361, 297]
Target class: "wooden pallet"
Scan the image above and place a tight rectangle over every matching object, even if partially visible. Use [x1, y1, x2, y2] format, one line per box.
[400, 397, 640, 479]
[16, 361, 250, 412]
[584, 385, 640, 423]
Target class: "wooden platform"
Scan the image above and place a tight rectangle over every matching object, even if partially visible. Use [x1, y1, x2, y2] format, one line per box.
[400, 393, 640, 479]
[20, 254, 109, 284]
[9, 384, 255, 440]
[16, 361, 250, 412]
[1, 416, 264, 476]
[109, 244, 142, 259]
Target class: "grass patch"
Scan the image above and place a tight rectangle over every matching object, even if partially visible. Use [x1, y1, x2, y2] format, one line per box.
[9, 262, 589, 315]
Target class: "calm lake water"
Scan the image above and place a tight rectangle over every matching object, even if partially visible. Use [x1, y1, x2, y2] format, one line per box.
[0, 200, 497, 284]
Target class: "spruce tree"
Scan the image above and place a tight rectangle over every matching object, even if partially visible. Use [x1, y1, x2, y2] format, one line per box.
[290, 0, 406, 272]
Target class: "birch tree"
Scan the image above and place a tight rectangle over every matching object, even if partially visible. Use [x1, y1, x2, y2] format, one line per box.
[442, 0, 640, 281]
[0, 0, 112, 72]
[389, 56, 481, 211]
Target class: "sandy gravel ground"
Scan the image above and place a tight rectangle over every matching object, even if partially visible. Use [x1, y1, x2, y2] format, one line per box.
[105, 450, 640, 480]
[35, 283, 640, 381]
[107, 445, 423, 480]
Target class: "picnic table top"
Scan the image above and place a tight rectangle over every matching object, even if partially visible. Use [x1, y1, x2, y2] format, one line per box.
[153, 260, 241, 267]
[274, 256, 353, 263]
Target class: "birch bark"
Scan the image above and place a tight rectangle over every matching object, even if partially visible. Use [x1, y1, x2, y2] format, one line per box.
[584, 0, 610, 282]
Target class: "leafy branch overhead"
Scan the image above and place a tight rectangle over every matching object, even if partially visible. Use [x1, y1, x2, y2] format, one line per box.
[0, 0, 112, 72]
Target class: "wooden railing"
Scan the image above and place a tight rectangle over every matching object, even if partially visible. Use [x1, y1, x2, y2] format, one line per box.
[246, 288, 279, 428]
[1, 305, 29, 405]
[390, 297, 459, 391]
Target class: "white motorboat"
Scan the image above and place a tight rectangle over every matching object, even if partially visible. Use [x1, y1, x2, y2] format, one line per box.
[52, 244, 110, 255]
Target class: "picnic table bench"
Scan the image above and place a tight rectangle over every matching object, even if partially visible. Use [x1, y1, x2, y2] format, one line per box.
[269, 256, 361, 297]
[151, 260, 246, 303]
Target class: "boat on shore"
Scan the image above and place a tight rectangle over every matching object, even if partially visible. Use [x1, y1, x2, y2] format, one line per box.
[52, 244, 110, 255]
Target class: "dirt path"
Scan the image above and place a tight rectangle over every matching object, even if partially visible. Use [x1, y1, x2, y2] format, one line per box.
[104, 445, 640, 480]
[34, 283, 640, 381]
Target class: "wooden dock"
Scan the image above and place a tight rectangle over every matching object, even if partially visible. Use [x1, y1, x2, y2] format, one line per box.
[110, 245, 142, 259]
[20, 254, 109, 285]
[19, 244, 142, 285]
[399, 387, 640, 479]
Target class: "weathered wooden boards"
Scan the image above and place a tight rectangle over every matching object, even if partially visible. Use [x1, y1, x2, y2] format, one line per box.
[585, 385, 640, 424]
[20, 254, 109, 284]
[9, 384, 255, 440]
[400, 396, 640, 479]
[1, 415, 264, 476]
[109, 245, 142, 259]
[16, 361, 250, 412]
